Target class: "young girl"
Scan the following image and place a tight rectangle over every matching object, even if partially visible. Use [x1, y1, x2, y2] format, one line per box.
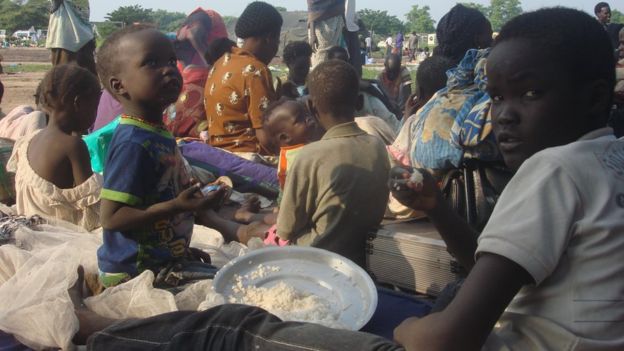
[7, 64, 102, 230]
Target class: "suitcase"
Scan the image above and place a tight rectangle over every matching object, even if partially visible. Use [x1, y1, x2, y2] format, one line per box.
[366, 221, 463, 296]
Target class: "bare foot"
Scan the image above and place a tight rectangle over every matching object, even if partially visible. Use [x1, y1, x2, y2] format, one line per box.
[234, 196, 261, 223]
[69, 266, 119, 345]
[236, 221, 270, 245]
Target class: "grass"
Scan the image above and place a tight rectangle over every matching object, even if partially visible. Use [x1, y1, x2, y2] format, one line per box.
[362, 67, 417, 85]
[2, 63, 51, 74]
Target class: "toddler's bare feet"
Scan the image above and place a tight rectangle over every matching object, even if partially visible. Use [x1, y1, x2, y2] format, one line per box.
[236, 221, 270, 245]
[234, 196, 261, 223]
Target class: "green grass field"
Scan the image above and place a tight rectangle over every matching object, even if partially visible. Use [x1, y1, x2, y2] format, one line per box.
[3, 63, 51, 74]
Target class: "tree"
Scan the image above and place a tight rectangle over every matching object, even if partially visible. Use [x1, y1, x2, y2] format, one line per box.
[0, 0, 49, 33]
[222, 16, 237, 26]
[151, 9, 186, 32]
[461, 2, 490, 17]
[105, 5, 154, 25]
[488, 0, 522, 31]
[612, 9, 624, 24]
[357, 9, 404, 36]
[405, 5, 435, 33]
[275, 6, 287, 12]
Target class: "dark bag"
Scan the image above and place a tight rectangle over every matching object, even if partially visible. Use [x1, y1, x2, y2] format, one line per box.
[440, 159, 513, 232]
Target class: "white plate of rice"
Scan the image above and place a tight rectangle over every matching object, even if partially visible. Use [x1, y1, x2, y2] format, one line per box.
[212, 246, 378, 330]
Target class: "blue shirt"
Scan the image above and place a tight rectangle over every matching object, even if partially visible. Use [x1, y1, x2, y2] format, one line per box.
[97, 117, 193, 276]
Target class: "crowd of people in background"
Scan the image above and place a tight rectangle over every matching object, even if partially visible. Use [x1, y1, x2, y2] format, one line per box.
[0, 0, 623, 350]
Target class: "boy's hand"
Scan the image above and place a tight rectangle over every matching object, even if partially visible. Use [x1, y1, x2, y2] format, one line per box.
[388, 166, 441, 212]
[173, 184, 226, 212]
[404, 93, 422, 119]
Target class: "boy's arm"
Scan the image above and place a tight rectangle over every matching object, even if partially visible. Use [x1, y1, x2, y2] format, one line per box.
[395, 153, 579, 350]
[100, 140, 226, 232]
[389, 167, 480, 270]
[394, 253, 532, 350]
[101, 186, 226, 231]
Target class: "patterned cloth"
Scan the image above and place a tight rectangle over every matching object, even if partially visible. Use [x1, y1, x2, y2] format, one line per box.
[97, 116, 194, 286]
[203, 47, 277, 153]
[400, 48, 499, 171]
[164, 66, 209, 138]
[0, 214, 45, 245]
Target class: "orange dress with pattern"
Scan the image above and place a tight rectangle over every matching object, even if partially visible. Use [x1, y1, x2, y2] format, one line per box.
[203, 47, 276, 152]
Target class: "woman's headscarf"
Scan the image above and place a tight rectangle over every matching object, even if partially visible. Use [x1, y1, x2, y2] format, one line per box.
[176, 8, 228, 68]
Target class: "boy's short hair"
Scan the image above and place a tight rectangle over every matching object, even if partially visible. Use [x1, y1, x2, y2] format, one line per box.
[594, 2, 610, 14]
[495, 7, 615, 114]
[282, 41, 313, 66]
[262, 97, 307, 124]
[308, 60, 359, 117]
[416, 56, 454, 98]
[96, 24, 155, 94]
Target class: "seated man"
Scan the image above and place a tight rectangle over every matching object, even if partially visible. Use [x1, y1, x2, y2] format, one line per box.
[276, 60, 390, 267]
[377, 53, 412, 114]
[281, 41, 313, 98]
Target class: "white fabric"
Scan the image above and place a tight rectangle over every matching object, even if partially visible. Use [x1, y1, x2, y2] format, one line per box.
[356, 92, 400, 132]
[477, 128, 624, 350]
[46, 0, 94, 52]
[354, 116, 397, 145]
[365, 37, 372, 48]
[0, 106, 47, 141]
[344, 0, 359, 32]
[7, 131, 102, 231]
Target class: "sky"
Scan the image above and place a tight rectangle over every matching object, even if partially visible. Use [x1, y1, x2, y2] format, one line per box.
[90, 0, 623, 23]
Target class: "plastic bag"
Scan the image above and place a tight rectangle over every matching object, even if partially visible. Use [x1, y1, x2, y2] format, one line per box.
[83, 116, 120, 173]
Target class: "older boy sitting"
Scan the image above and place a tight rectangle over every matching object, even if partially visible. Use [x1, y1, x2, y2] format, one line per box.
[276, 60, 390, 267]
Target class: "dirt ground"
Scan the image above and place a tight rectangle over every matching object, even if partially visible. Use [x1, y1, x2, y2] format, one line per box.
[0, 48, 50, 115]
[0, 47, 50, 63]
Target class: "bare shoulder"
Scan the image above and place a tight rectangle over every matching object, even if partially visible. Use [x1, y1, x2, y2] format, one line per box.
[64, 135, 90, 159]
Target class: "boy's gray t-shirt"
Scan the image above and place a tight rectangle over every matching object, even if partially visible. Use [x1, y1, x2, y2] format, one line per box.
[477, 128, 624, 349]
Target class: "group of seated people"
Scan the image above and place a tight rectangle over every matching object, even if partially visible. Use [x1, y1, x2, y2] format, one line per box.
[0, 1, 623, 350]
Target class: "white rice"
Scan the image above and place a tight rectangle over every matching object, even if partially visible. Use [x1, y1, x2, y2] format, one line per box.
[228, 266, 344, 329]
